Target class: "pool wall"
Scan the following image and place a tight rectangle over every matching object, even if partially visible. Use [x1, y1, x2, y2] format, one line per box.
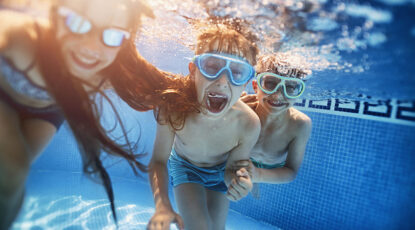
[31, 95, 415, 229]
[230, 109, 415, 230]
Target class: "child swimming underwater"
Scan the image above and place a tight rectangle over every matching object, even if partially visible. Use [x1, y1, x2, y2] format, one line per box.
[241, 53, 312, 184]
[147, 24, 261, 230]
[0, 0, 155, 227]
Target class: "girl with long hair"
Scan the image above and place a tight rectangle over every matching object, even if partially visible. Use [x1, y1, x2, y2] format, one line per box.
[0, 0, 156, 227]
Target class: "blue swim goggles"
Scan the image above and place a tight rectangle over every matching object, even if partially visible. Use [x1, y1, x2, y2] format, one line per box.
[257, 72, 305, 99]
[57, 7, 131, 47]
[193, 53, 256, 86]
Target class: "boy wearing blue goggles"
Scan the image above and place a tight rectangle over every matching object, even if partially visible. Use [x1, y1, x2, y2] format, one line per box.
[239, 53, 312, 188]
[193, 53, 256, 86]
[148, 26, 260, 230]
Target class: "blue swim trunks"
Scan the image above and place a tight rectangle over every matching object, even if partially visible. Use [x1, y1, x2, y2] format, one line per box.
[168, 148, 228, 193]
[250, 158, 286, 169]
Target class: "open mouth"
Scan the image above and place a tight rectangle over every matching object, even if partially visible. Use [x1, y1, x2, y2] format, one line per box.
[71, 52, 100, 69]
[265, 98, 288, 108]
[206, 92, 228, 113]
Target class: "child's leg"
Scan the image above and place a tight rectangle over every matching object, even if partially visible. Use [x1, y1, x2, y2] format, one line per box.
[174, 183, 211, 230]
[206, 189, 229, 230]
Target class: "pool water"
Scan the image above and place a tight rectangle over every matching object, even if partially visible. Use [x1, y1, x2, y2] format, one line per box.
[5, 0, 415, 229]
[12, 109, 278, 230]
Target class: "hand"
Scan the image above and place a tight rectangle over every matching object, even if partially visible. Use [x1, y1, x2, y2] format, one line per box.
[147, 209, 184, 230]
[240, 91, 258, 110]
[233, 159, 251, 176]
[226, 168, 253, 201]
[233, 160, 259, 184]
[224, 160, 250, 186]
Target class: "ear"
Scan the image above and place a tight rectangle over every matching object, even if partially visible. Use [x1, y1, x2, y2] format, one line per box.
[189, 62, 196, 75]
[252, 80, 258, 93]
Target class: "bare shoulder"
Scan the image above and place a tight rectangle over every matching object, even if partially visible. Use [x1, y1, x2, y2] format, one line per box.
[0, 10, 48, 57]
[154, 108, 182, 132]
[289, 108, 312, 134]
[234, 100, 261, 134]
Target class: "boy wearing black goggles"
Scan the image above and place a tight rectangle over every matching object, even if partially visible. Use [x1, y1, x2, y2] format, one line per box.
[239, 53, 312, 186]
[148, 25, 260, 230]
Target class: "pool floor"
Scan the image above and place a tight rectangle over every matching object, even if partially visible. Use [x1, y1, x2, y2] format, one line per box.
[12, 170, 278, 230]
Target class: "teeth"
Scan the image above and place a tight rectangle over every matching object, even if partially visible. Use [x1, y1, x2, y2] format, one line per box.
[206, 92, 228, 113]
[269, 99, 282, 103]
[267, 99, 287, 106]
[75, 53, 98, 65]
[208, 92, 227, 99]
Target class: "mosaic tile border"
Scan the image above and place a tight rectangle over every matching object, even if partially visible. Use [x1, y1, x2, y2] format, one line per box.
[294, 99, 415, 127]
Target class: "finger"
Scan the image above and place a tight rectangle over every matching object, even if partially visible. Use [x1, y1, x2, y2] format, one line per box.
[238, 176, 253, 191]
[247, 102, 257, 109]
[241, 91, 247, 96]
[227, 183, 238, 201]
[236, 168, 249, 178]
[231, 180, 247, 194]
[234, 174, 251, 191]
[234, 177, 248, 190]
[242, 95, 256, 102]
[226, 191, 237, 201]
[228, 184, 241, 199]
[240, 94, 256, 102]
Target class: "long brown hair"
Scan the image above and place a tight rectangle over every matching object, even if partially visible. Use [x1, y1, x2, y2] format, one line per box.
[35, 0, 153, 223]
[108, 41, 200, 130]
[110, 22, 259, 130]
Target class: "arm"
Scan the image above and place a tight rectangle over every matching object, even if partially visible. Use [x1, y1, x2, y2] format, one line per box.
[0, 10, 38, 56]
[147, 123, 184, 230]
[252, 118, 312, 184]
[225, 110, 261, 201]
[239, 91, 258, 110]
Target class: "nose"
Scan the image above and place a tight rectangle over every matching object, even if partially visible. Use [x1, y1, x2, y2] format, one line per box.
[79, 32, 102, 57]
[214, 70, 230, 89]
[271, 86, 284, 99]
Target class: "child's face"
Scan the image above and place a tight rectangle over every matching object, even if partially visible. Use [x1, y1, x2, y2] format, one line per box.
[190, 56, 249, 118]
[253, 79, 297, 115]
[56, 0, 130, 81]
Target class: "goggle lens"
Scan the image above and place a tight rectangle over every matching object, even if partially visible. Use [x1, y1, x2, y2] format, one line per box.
[103, 29, 127, 47]
[260, 75, 282, 92]
[199, 56, 227, 77]
[229, 62, 252, 84]
[258, 73, 305, 98]
[59, 7, 129, 47]
[197, 54, 254, 85]
[284, 79, 304, 97]
[64, 11, 92, 34]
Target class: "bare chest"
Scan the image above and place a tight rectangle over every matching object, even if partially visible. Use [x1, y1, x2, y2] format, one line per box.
[174, 118, 240, 165]
[251, 125, 295, 163]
